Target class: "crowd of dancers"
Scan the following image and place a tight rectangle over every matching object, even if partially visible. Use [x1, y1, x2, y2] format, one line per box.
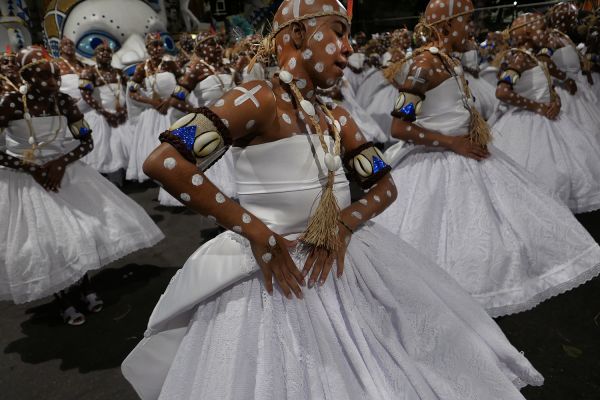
[2, 0, 600, 399]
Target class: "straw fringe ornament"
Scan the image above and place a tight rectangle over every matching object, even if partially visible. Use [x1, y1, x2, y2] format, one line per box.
[287, 80, 343, 252]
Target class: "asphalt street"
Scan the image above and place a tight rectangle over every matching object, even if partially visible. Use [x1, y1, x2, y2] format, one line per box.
[1, 180, 599, 400]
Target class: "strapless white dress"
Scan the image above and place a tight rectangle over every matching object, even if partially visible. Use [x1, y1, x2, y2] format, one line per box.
[122, 134, 543, 400]
[242, 64, 265, 83]
[492, 66, 600, 212]
[82, 83, 132, 173]
[159, 74, 237, 206]
[59, 73, 90, 113]
[127, 72, 181, 182]
[480, 62, 500, 87]
[375, 76, 600, 316]
[0, 116, 164, 303]
[189, 73, 235, 108]
[340, 78, 388, 143]
[464, 71, 499, 122]
[552, 45, 600, 136]
[355, 69, 397, 140]
[343, 63, 369, 94]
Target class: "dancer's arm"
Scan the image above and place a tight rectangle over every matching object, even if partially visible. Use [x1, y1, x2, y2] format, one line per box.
[42, 93, 94, 192]
[496, 50, 560, 120]
[144, 82, 304, 298]
[536, 47, 577, 94]
[391, 52, 490, 160]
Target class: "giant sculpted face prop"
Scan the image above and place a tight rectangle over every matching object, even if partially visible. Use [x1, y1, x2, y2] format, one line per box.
[44, 0, 175, 71]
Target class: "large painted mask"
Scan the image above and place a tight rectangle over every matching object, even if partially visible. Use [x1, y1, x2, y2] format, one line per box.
[43, 0, 176, 72]
[0, 0, 32, 51]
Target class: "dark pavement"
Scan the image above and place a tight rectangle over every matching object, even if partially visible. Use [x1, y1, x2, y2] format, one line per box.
[1, 181, 599, 400]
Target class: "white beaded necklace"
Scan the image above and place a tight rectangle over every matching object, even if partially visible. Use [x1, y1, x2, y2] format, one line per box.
[21, 93, 63, 163]
[94, 65, 123, 106]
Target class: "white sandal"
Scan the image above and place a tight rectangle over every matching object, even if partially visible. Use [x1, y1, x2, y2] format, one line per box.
[61, 306, 86, 326]
[82, 292, 104, 313]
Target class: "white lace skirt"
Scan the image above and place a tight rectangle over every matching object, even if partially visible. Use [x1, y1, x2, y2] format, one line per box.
[126, 108, 178, 182]
[492, 109, 600, 212]
[555, 76, 600, 137]
[82, 110, 131, 173]
[0, 162, 164, 303]
[124, 225, 543, 400]
[374, 147, 600, 316]
[158, 150, 238, 207]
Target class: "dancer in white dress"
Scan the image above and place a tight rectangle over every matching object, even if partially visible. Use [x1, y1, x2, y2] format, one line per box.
[0, 47, 164, 325]
[479, 31, 507, 86]
[492, 14, 600, 212]
[374, 2, 600, 317]
[546, 3, 600, 138]
[122, 1, 543, 399]
[56, 37, 89, 113]
[126, 33, 181, 182]
[79, 43, 130, 176]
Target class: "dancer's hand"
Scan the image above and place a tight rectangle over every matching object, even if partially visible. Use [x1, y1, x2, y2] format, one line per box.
[42, 159, 67, 192]
[155, 99, 170, 115]
[448, 135, 490, 161]
[29, 166, 48, 190]
[540, 100, 560, 120]
[101, 110, 120, 128]
[565, 78, 577, 95]
[250, 231, 304, 299]
[302, 221, 351, 288]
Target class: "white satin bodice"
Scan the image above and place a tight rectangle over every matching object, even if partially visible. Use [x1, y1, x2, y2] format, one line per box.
[461, 50, 480, 71]
[193, 74, 235, 107]
[552, 45, 581, 76]
[512, 66, 551, 103]
[232, 135, 350, 236]
[59, 74, 81, 99]
[416, 77, 470, 136]
[5, 116, 79, 164]
[143, 72, 177, 99]
[95, 83, 126, 111]
[242, 64, 265, 83]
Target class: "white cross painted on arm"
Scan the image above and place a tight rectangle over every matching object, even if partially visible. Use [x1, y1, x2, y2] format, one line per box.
[407, 67, 427, 89]
[233, 85, 262, 108]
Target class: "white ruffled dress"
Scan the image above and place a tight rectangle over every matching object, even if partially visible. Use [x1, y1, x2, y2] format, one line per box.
[492, 66, 600, 212]
[375, 76, 600, 316]
[59, 73, 90, 113]
[552, 45, 600, 137]
[82, 83, 131, 173]
[0, 116, 164, 303]
[126, 72, 181, 182]
[123, 134, 543, 400]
